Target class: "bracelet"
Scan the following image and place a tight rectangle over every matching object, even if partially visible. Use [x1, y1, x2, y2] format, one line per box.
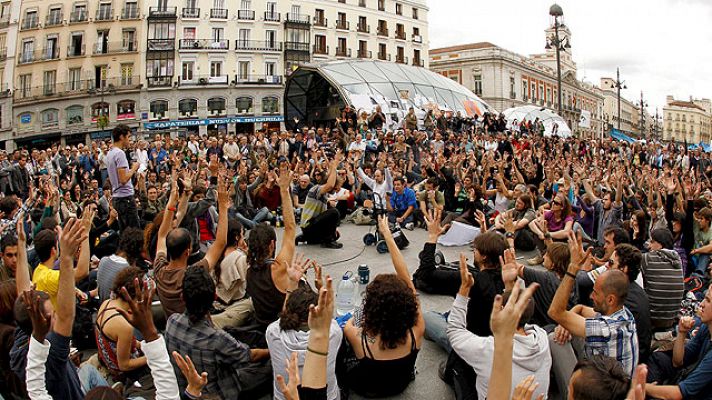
[183, 389, 201, 400]
[307, 346, 328, 356]
[167, 206, 177, 212]
[565, 271, 577, 280]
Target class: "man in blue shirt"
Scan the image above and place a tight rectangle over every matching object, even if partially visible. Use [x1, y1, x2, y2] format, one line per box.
[387, 177, 417, 230]
[646, 285, 712, 399]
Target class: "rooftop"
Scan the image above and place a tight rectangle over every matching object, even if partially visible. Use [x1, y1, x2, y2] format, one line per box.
[667, 101, 706, 112]
[430, 42, 497, 54]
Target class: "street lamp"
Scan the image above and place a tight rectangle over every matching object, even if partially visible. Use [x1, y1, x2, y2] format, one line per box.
[545, 4, 570, 117]
[609, 68, 627, 131]
[636, 91, 648, 139]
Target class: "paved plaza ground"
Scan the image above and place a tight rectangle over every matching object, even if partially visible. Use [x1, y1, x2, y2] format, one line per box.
[262, 223, 541, 400]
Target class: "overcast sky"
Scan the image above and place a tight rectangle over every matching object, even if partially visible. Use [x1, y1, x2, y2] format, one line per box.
[427, 0, 712, 113]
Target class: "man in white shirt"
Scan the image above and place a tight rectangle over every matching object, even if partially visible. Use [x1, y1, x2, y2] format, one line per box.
[223, 135, 240, 169]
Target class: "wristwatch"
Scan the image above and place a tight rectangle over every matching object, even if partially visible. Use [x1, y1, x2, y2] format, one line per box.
[505, 231, 515, 239]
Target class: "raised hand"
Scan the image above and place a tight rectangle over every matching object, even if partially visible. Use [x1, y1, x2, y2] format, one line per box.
[81, 206, 96, 231]
[458, 252, 474, 296]
[500, 248, 519, 288]
[553, 324, 572, 345]
[512, 375, 543, 400]
[490, 281, 539, 338]
[503, 213, 516, 234]
[276, 352, 300, 400]
[173, 352, 209, 399]
[276, 165, 292, 190]
[626, 364, 648, 400]
[58, 218, 87, 258]
[286, 253, 312, 287]
[423, 209, 449, 241]
[116, 277, 159, 342]
[15, 211, 26, 243]
[217, 171, 230, 208]
[567, 230, 592, 270]
[22, 290, 51, 343]
[309, 275, 334, 333]
[377, 215, 393, 240]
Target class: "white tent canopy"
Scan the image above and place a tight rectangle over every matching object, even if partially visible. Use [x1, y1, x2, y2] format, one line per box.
[503, 106, 572, 138]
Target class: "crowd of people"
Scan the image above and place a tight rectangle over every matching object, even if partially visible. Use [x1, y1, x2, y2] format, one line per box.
[0, 107, 711, 400]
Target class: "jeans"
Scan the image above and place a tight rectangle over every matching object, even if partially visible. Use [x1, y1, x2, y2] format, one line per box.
[388, 210, 414, 226]
[232, 207, 272, 229]
[112, 196, 140, 231]
[423, 310, 451, 353]
[692, 254, 710, 277]
[78, 364, 108, 394]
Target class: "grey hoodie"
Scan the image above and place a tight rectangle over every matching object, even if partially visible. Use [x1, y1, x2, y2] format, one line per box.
[641, 248, 684, 324]
[266, 319, 343, 400]
[447, 294, 552, 400]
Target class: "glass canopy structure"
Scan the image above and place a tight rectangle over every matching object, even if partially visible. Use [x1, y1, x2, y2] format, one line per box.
[284, 60, 494, 131]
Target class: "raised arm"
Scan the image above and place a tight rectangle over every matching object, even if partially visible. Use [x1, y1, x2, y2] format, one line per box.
[275, 164, 297, 268]
[55, 218, 87, 337]
[319, 150, 343, 195]
[15, 214, 31, 294]
[75, 207, 96, 283]
[156, 175, 180, 257]
[547, 232, 589, 339]
[202, 172, 229, 270]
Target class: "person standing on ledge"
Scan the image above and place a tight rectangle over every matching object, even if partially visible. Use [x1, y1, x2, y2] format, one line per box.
[106, 124, 140, 231]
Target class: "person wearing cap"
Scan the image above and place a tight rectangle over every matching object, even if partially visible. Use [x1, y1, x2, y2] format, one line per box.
[641, 228, 685, 329]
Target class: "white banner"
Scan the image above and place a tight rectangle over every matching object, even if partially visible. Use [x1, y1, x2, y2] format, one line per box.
[579, 110, 591, 128]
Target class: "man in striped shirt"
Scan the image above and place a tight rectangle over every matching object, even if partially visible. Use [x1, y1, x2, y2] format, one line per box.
[549, 236, 639, 377]
[641, 229, 685, 329]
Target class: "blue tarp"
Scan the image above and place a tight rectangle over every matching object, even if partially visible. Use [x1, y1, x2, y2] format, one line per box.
[609, 129, 636, 143]
[687, 142, 712, 152]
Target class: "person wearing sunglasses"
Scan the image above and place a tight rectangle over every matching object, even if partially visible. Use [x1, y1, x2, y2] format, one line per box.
[528, 194, 575, 265]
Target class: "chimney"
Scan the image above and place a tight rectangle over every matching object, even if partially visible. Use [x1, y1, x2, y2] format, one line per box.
[666, 95, 674, 104]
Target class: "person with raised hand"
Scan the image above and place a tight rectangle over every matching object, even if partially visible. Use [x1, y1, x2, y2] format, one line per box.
[296, 149, 344, 248]
[14, 218, 108, 399]
[153, 168, 229, 318]
[247, 161, 305, 329]
[267, 262, 342, 400]
[486, 281, 541, 400]
[341, 215, 424, 398]
[447, 250, 550, 400]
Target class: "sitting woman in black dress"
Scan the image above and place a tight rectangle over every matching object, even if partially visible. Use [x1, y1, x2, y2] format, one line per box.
[341, 216, 425, 397]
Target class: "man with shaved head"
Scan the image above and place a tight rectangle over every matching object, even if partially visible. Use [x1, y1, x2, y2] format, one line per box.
[548, 235, 639, 397]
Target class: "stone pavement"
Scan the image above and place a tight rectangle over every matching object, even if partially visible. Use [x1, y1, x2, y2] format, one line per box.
[264, 223, 541, 400]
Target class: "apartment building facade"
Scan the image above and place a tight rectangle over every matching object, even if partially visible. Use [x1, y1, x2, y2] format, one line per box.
[2, 0, 429, 149]
[141, 0, 429, 137]
[663, 95, 712, 144]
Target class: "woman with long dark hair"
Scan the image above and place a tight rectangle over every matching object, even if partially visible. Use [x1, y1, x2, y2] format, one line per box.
[341, 216, 424, 397]
[528, 192, 574, 265]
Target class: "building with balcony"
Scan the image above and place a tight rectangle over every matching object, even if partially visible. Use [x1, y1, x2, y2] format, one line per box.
[9, 0, 144, 149]
[0, 0, 19, 143]
[429, 23, 604, 139]
[2, 0, 429, 148]
[663, 95, 712, 144]
[140, 0, 429, 137]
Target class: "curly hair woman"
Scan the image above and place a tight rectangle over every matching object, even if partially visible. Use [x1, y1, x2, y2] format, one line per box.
[342, 216, 424, 398]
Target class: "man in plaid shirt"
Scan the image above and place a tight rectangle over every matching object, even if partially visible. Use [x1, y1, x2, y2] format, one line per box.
[548, 235, 639, 379]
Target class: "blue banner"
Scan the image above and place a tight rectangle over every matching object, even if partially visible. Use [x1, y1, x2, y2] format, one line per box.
[143, 116, 284, 130]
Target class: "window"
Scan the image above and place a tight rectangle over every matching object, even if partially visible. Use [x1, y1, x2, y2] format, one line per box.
[123, 0, 138, 18]
[473, 74, 482, 96]
[378, 43, 386, 59]
[96, 30, 109, 54]
[262, 97, 278, 114]
[66, 105, 83, 125]
[210, 61, 222, 77]
[266, 30, 276, 48]
[69, 33, 83, 56]
[236, 97, 253, 114]
[546, 88, 552, 104]
[149, 100, 168, 119]
[509, 77, 515, 99]
[359, 0, 366, 7]
[97, 2, 112, 20]
[314, 35, 326, 53]
[412, 7, 418, 19]
[21, 39, 34, 63]
[120, 63, 133, 86]
[95, 65, 108, 88]
[212, 27, 223, 43]
[238, 61, 249, 80]
[238, 29, 250, 47]
[69, 68, 82, 91]
[265, 62, 276, 77]
[19, 74, 32, 98]
[522, 79, 528, 100]
[43, 70, 57, 95]
[122, 29, 136, 51]
[23, 10, 38, 29]
[337, 38, 347, 56]
[358, 16, 367, 32]
[91, 102, 109, 120]
[181, 61, 194, 81]
[413, 49, 421, 65]
[71, 4, 87, 22]
[395, 3, 402, 15]
[530, 82, 536, 101]
[178, 98, 197, 117]
[44, 36, 58, 60]
[208, 97, 226, 115]
[47, 7, 62, 25]
[378, 0, 385, 11]
[41, 109, 59, 128]
[117, 100, 135, 119]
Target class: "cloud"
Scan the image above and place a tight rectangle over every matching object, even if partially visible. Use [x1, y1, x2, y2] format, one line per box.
[427, 0, 712, 112]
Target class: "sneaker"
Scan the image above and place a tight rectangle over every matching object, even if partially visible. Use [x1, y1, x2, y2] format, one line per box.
[527, 255, 544, 265]
[321, 241, 343, 249]
[405, 222, 414, 231]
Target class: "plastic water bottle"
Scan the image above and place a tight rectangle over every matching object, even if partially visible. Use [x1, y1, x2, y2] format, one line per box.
[336, 271, 358, 316]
